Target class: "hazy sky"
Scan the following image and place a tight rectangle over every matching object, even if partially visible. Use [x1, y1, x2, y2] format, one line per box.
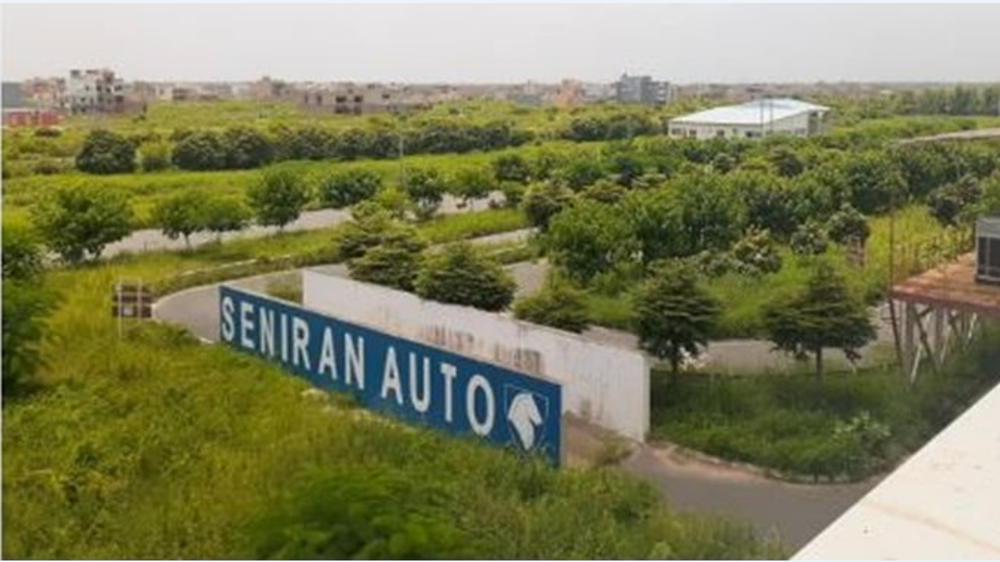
[4, 3, 1000, 84]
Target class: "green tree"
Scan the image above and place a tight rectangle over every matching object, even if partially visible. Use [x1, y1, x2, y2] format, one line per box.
[403, 167, 448, 221]
[790, 220, 830, 256]
[634, 263, 720, 375]
[927, 174, 982, 226]
[521, 181, 573, 231]
[246, 169, 310, 231]
[415, 242, 516, 311]
[843, 151, 906, 215]
[452, 166, 497, 208]
[2, 226, 56, 398]
[827, 204, 871, 247]
[172, 131, 227, 171]
[318, 168, 382, 209]
[762, 263, 876, 383]
[513, 277, 590, 333]
[75, 130, 135, 174]
[152, 191, 206, 247]
[201, 197, 250, 241]
[2, 224, 44, 280]
[222, 126, 274, 169]
[492, 153, 531, 183]
[731, 228, 782, 275]
[140, 141, 172, 172]
[768, 145, 805, 178]
[31, 186, 133, 263]
[348, 239, 426, 291]
[546, 199, 639, 284]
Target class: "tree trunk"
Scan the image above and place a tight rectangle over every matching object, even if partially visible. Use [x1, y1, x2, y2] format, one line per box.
[815, 348, 824, 385]
[670, 356, 680, 378]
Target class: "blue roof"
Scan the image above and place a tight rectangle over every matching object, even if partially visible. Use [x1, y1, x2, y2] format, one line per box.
[670, 98, 829, 126]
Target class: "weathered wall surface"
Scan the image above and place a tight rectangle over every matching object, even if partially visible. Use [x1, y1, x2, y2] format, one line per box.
[303, 270, 649, 440]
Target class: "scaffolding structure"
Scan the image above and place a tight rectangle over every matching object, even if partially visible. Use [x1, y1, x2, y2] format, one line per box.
[889, 253, 1000, 382]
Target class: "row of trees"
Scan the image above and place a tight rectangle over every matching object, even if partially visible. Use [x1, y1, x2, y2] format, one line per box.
[75, 119, 537, 175]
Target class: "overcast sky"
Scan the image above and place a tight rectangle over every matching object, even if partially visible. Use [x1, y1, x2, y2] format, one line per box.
[3, 3, 1000, 84]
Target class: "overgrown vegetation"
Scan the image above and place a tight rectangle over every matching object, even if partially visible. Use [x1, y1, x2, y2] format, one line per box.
[650, 321, 1000, 481]
[2, 248, 781, 559]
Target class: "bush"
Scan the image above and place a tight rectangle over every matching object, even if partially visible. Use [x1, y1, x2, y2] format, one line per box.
[415, 242, 516, 311]
[521, 181, 573, 231]
[403, 167, 448, 221]
[1, 224, 44, 280]
[202, 197, 250, 240]
[152, 191, 206, 246]
[75, 130, 135, 174]
[513, 277, 590, 333]
[31, 186, 133, 263]
[348, 240, 425, 291]
[251, 466, 477, 559]
[172, 131, 227, 171]
[493, 153, 531, 183]
[318, 168, 382, 209]
[827, 204, 871, 246]
[790, 221, 830, 256]
[246, 169, 310, 230]
[222, 126, 274, 169]
[731, 228, 782, 276]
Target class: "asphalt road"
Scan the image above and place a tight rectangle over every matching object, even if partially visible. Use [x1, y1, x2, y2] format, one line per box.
[623, 446, 875, 550]
[104, 194, 500, 258]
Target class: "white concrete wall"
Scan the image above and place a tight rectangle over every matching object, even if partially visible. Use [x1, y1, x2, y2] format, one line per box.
[302, 270, 650, 441]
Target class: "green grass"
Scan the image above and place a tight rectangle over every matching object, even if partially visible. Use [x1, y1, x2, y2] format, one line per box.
[3, 140, 602, 228]
[2, 239, 781, 559]
[649, 322, 1000, 481]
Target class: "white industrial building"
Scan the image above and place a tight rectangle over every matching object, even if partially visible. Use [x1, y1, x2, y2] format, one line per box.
[668, 98, 829, 140]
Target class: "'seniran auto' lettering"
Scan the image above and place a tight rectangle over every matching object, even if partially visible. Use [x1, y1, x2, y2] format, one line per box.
[219, 286, 562, 464]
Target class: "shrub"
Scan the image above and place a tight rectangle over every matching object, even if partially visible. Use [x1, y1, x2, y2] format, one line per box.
[222, 126, 274, 169]
[75, 130, 135, 174]
[172, 131, 227, 171]
[493, 153, 531, 183]
[152, 191, 206, 247]
[827, 204, 871, 247]
[318, 168, 382, 209]
[521, 181, 573, 231]
[246, 169, 310, 230]
[202, 197, 250, 240]
[513, 277, 590, 333]
[31, 186, 133, 263]
[790, 221, 830, 256]
[731, 228, 782, 276]
[415, 242, 516, 311]
[403, 167, 448, 221]
[348, 240, 425, 291]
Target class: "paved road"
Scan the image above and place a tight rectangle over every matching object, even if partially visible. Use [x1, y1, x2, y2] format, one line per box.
[104, 194, 500, 258]
[623, 445, 875, 551]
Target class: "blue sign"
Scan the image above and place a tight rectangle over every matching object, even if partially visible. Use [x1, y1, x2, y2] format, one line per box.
[219, 286, 561, 464]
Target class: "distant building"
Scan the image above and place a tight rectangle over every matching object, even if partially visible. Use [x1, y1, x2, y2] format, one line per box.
[2, 82, 25, 108]
[615, 73, 671, 105]
[668, 98, 829, 140]
[976, 216, 1000, 284]
[3, 108, 63, 128]
[251, 76, 290, 100]
[64, 69, 125, 114]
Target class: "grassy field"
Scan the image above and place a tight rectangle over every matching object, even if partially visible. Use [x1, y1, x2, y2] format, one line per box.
[649, 320, 1000, 481]
[2, 235, 780, 560]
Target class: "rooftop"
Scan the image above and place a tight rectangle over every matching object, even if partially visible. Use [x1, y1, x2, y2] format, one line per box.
[670, 98, 828, 126]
